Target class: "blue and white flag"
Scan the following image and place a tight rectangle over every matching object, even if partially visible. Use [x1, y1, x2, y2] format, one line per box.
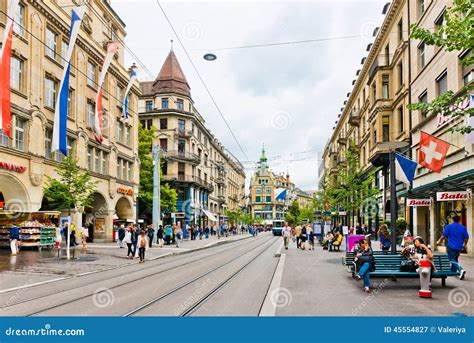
[121, 69, 137, 121]
[52, 6, 86, 155]
[394, 153, 417, 186]
[275, 188, 287, 201]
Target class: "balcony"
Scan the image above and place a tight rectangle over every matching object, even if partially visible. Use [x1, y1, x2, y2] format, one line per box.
[163, 174, 214, 193]
[368, 141, 409, 168]
[174, 128, 192, 138]
[348, 109, 361, 126]
[165, 150, 200, 165]
[337, 135, 347, 145]
[215, 176, 226, 185]
[217, 194, 226, 203]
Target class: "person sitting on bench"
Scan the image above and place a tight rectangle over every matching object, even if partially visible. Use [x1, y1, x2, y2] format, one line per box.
[329, 231, 343, 251]
[354, 239, 375, 293]
[322, 231, 334, 250]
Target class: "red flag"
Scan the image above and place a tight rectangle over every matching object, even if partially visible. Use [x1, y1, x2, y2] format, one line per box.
[418, 131, 451, 173]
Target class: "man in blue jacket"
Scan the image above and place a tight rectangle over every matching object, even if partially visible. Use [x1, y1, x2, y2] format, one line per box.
[10, 225, 20, 256]
[437, 215, 469, 280]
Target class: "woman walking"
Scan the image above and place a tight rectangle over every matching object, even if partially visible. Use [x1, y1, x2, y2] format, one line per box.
[157, 225, 164, 247]
[137, 230, 148, 263]
[377, 224, 392, 252]
[124, 226, 134, 259]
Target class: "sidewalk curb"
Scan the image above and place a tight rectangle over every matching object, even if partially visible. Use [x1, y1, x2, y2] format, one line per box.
[274, 241, 284, 257]
[0, 235, 254, 294]
[259, 253, 286, 316]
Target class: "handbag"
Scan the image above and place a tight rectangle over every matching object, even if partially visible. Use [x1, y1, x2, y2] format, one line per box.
[400, 259, 417, 272]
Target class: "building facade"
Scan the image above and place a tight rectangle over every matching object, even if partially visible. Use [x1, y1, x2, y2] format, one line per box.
[0, 0, 140, 242]
[249, 148, 298, 227]
[321, 0, 473, 255]
[138, 49, 245, 227]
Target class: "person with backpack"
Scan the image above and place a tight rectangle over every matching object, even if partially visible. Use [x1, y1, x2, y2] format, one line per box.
[137, 230, 148, 263]
[146, 225, 155, 248]
[377, 224, 391, 252]
[354, 239, 376, 293]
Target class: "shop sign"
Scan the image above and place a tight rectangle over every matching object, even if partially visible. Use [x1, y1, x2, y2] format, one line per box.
[436, 97, 470, 128]
[436, 191, 470, 201]
[117, 187, 134, 196]
[407, 199, 432, 207]
[0, 161, 26, 173]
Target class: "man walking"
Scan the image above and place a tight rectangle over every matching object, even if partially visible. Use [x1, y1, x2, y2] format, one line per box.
[147, 225, 155, 248]
[295, 224, 302, 249]
[282, 223, 291, 250]
[437, 215, 469, 280]
[118, 225, 125, 248]
[9, 225, 19, 256]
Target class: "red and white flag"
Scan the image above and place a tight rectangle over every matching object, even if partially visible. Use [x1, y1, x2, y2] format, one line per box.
[0, 0, 20, 137]
[94, 41, 119, 142]
[418, 131, 451, 173]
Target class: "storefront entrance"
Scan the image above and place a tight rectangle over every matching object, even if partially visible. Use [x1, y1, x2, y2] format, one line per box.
[0, 173, 30, 212]
[83, 192, 108, 242]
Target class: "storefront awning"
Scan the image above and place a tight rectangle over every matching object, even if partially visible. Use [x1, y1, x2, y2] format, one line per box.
[400, 169, 474, 198]
[202, 209, 218, 222]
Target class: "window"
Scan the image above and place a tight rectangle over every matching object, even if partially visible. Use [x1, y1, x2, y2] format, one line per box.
[44, 76, 56, 109]
[398, 106, 404, 133]
[87, 147, 92, 170]
[0, 130, 8, 147]
[418, 0, 425, 16]
[101, 151, 106, 174]
[145, 100, 153, 112]
[14, 117, 25, 151]
[373, 127, 377, 145]
[61, 40, 69, 66]
[140, 119, 153, 129]
[117, 121, 123, 143]
[178, 119, 185, 131]
[159, 138, 168, 151]
[397, 19, 403, 42]
[436, 71, 448, 95]
[266, 196, 271, 203]
[45, 28, 58, 60]
[176, 98, 184, 110]
[256, 196, 261, 203]
[125, 126, 130, 145]
[372, 82, 376, 101]
[160, 118, 168, 130]
[94, 149, 99, 173]
[68, 89, 74, 118]
[382, 116, 390, 142]
[45, 128, 52, 159]
[111, 26, 119, 41]
[87, 101, 95, 128]
[418, 43, 426, 69]
[464, 70, 473, 85]
[162, 98, 169, 109]
[382, 75, 389, 99]
[397, 62, 403, 87]
[10, 57, 23, 91]
[384, 44, 390, 65]
[178, 139, 185, 153]
[419, 91, 428, 118]
[87, 61, 96, 87]
[435, 10, 447, 39]
[13, 4, 24, 37]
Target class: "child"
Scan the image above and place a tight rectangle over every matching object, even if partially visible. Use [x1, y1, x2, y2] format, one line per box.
[137, 230, 148, 263]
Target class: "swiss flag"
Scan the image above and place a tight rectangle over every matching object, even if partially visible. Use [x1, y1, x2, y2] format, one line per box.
[418, 131, 451, 173]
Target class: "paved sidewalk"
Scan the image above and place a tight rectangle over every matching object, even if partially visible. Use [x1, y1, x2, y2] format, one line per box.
[274, 238, 474, 316]
[0, 233, 253, 292]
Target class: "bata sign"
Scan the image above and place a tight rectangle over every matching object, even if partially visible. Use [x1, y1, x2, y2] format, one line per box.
[117, 187, 134, 196]
[407, 199, 432, 207]
[436, 191, 470, 201]
[0, 162, 26, 173]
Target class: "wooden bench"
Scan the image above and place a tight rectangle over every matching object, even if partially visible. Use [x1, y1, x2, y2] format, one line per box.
[342, 252, 459, 287]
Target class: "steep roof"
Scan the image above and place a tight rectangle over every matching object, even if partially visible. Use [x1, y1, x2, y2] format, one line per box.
[142, 50, 191, 97]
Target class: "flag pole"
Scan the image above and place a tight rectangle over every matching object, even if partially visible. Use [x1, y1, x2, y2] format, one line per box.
[390, 149, 398, 254]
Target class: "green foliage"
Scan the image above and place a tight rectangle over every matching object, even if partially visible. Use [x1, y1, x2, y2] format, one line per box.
[138, 124, 177, 216]
[225, 209, 244, 225]
[284, 200, 301, 226]
[396, 218, 408, 232]
[298, 206, 315, 223]
[43, 156, 98, 214]
[409, 0, 474, 133]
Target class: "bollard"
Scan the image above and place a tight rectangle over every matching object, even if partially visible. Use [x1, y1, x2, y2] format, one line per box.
[417, 259, 432, 298]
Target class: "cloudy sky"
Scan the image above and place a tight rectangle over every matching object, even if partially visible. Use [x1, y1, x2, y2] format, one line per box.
[112, 0, 385, 190]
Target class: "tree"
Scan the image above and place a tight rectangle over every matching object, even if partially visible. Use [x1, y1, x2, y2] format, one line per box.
[138, 124, 177, 220]
[43, 156, 98, 214]
[43, 156, 98, 259]
[298, 206, 315, 224]
[285, 200, 300, 227]
[408, 0, 474, 133]
[225, 209, 243, 226]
